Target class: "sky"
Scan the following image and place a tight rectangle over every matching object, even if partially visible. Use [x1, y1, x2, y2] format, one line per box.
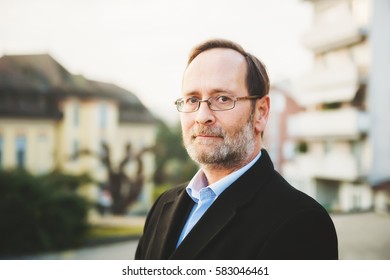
[0, 0, 313, 124]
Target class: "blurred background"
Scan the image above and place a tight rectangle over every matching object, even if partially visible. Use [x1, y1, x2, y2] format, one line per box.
[0, 0, 389, 259]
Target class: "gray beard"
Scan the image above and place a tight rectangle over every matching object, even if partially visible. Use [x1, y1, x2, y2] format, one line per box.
[183, 118, 256, 170]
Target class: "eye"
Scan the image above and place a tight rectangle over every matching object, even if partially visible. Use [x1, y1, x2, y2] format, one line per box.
[186, 96, 200, 104]
[215, 96, 232, 103]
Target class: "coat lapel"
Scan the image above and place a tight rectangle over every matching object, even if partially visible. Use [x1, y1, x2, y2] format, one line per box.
[153, 186, 194, 259]
[171, 196, 236, 259]
[170, 149, 275, 259]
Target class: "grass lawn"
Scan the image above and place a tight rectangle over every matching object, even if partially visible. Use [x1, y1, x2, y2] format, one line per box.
[86, 224, 143, 242]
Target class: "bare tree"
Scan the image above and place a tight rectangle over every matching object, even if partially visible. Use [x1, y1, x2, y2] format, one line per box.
[74, 143, 154, 215]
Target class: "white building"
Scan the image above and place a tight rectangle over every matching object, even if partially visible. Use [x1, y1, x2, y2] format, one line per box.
[284, 0, 379, 213]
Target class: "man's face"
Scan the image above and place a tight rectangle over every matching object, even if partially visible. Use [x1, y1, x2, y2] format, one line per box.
[180, 48, 260, 170]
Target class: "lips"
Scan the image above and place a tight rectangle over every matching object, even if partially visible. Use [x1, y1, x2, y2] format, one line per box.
[195, 134, 221, 138]
[191, 127, 224, 140]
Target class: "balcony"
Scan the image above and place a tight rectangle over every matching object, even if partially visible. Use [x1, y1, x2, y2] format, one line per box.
[294, 62, 360, 106]
[288, 108, 369, 140]
[286, 153, 366, 182]
[302, 12, 367, 53]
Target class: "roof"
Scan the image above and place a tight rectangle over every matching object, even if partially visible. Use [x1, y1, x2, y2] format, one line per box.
[0, 54, 157, 123]
[373, 180, 390, 192]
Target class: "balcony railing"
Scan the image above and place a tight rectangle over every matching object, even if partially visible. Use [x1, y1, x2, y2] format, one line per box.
[285, 153, 366, 182]
[288, 108, 369, 140]
[302, 12, 367, 53]
[294, 62, 360, 106]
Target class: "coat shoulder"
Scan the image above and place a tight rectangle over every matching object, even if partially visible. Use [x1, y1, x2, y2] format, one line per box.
[267, 170, 327, 212]
[157, 183, 187, 202]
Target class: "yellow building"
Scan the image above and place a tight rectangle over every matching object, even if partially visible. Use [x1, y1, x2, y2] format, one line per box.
[0, 54, 157, 213]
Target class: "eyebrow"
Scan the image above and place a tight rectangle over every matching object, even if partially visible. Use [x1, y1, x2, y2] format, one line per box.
[183, 88, 235, 97]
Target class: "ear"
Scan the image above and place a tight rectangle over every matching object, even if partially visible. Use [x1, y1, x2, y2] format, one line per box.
[253, 95, 270, 135]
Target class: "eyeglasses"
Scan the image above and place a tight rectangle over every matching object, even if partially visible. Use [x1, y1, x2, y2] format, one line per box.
[174, 95, 263, 113]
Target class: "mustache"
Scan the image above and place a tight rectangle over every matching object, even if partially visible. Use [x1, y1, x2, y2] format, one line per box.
[190, 126, 225, 137]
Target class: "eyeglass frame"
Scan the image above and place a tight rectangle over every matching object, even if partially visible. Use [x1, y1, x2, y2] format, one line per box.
[174, 95, 263, 113]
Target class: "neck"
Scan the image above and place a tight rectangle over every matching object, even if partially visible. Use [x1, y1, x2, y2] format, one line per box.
[200, 149, 260, 185]
[201, 166, 236, 185]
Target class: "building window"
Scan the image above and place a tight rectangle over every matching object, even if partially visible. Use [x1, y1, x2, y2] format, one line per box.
[36, 134, 49, 173]
[296, 141, 308, 154]
[0, 136, 3, 168]
[99, 103, 108, 129]
[15, 136, 27, 169]
[283, 140, 296, 160]
[324, 140, 333, 155]
[99, 139, 107, 157]
[73, 140, 79, 160]
[73, 102, 79, 127]
[98, 139, 108, 168]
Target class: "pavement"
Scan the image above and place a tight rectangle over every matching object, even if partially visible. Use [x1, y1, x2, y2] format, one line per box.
[331, 212, 390, 259]
[23, 211, 390, 260]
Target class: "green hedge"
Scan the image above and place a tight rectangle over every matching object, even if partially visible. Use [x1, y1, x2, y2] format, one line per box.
[0, 169, 91, 257]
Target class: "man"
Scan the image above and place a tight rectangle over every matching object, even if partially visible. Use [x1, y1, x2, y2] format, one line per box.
[135, 39, 338, 260]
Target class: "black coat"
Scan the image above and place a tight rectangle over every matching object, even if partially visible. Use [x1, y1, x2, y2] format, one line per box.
[135, 149, 338, 259]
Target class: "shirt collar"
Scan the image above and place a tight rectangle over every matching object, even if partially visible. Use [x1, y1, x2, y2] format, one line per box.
[186, 151, 262, 202]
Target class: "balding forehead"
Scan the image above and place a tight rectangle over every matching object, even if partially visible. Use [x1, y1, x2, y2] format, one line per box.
[185, 48, 247, 74]
[182, 48, 248, 97]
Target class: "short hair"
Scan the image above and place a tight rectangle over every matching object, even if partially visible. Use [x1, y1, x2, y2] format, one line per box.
[187, 39, 270, 98]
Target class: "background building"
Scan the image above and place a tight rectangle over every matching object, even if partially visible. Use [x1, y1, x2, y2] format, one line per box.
[283, 0, 383, 213]
[0, 54, 157, 212]
[263, 83, 304, 173]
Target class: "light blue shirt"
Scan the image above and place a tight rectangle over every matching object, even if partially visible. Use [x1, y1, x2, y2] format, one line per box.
[176, 151, 262, 247]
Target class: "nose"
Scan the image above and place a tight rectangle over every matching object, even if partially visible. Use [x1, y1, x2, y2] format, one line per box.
[195, 100, 216, 125]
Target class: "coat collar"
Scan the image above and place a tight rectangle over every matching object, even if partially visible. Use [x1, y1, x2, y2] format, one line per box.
[166, 149, 275, 259]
